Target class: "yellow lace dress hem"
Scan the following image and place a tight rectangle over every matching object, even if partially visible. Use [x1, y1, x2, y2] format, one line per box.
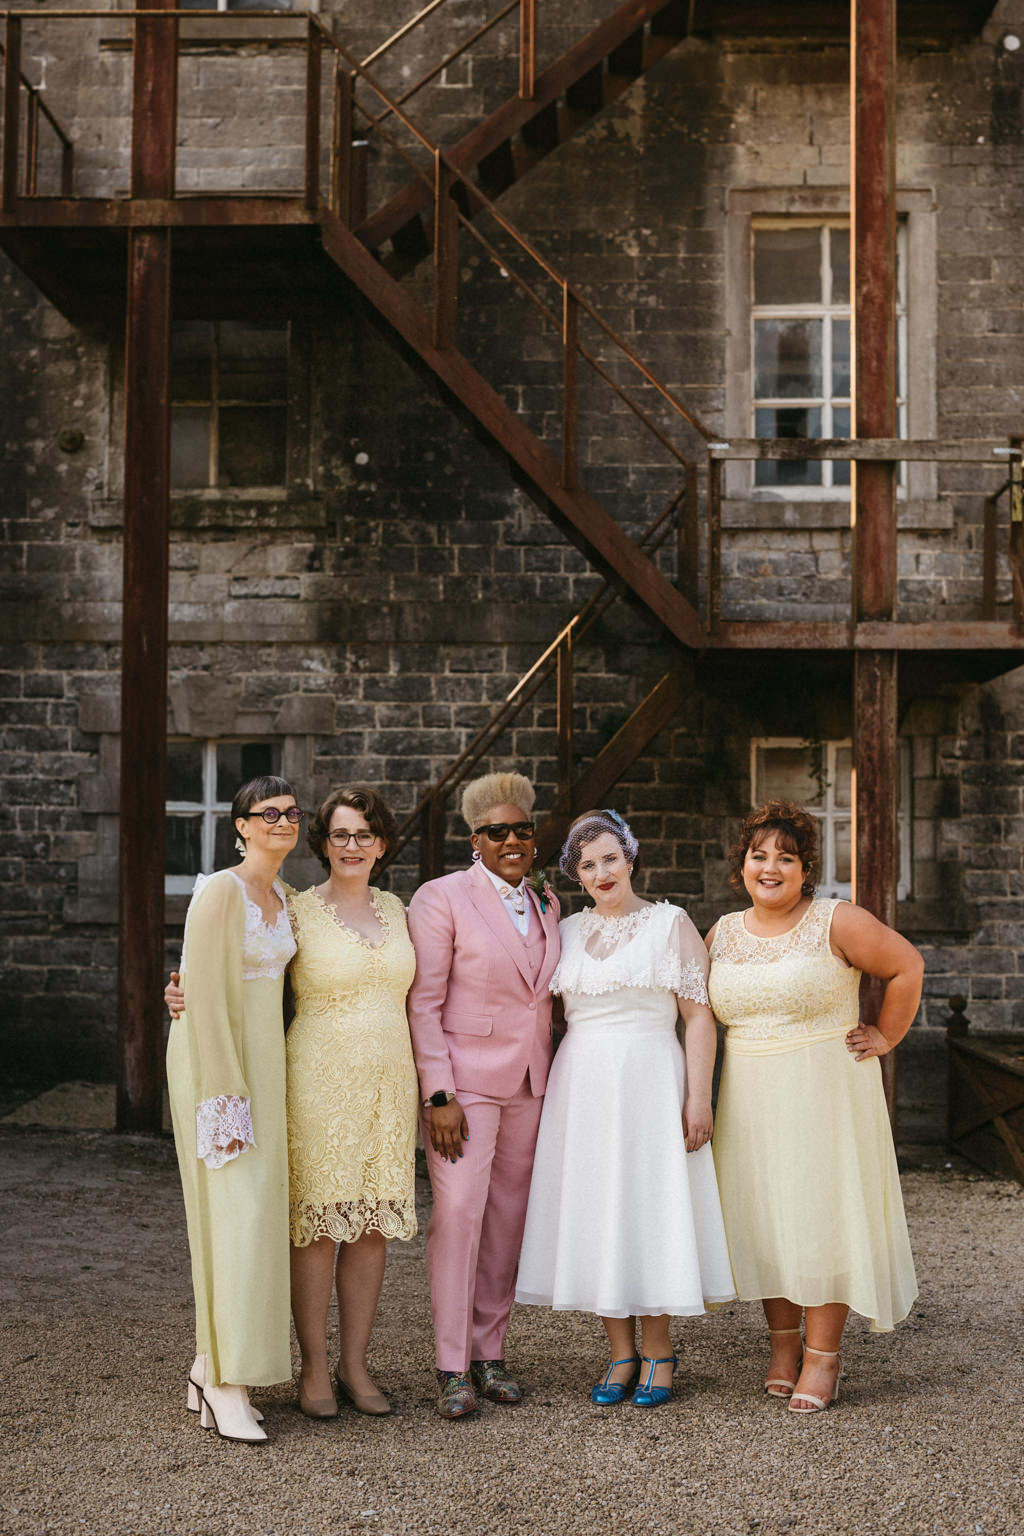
[285, 886, 419, 1249]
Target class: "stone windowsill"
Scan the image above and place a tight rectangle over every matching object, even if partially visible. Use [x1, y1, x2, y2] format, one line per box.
[723, 497, 954, 531]
[89, 494, 326, 533]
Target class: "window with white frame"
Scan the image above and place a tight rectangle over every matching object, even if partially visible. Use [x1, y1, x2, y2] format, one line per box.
[170, 322, 289, 490]
[751, 220, 907, 492]
[166, 740, 282, 893]
[751, 738, 910, 899]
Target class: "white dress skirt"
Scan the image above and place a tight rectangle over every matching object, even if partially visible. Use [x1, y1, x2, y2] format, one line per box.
[515, 903, 735, 1318]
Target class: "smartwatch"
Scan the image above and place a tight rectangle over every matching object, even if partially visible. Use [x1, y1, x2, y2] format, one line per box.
[427, 1090, 456, 1108]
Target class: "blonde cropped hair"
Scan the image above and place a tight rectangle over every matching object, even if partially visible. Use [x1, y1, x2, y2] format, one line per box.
[461, 771, 536, 833]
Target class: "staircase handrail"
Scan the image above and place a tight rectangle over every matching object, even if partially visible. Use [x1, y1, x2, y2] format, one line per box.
[383, 479, 692, 869]
[323, 22, 715, 447]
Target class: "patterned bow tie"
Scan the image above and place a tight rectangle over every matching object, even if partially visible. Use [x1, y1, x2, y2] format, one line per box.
[499, 883, 526, 916]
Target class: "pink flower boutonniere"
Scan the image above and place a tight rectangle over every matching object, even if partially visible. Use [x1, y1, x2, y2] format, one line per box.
[527, 868, 554, 913]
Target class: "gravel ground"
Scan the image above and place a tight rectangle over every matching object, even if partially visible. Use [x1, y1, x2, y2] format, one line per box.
[1, 1123, 1022, 1536]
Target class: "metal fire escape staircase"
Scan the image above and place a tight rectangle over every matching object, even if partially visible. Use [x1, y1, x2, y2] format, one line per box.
[2, 2, 1021, 1133]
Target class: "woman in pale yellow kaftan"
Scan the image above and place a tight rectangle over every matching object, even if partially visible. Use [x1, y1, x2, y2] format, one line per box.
[708, 800, 922, 1415]
[286, 785, 418, 1419]
[166, 776, 300, 1444]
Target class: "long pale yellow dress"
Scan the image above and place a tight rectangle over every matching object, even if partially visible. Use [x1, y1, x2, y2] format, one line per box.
[709, 898, 917, 1332]
[286, 887, 419, 1247]
[166, 869, 295, 1386]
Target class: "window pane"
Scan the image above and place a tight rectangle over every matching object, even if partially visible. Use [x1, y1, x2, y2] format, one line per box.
[166, 814, 202, 877]
[215, 742, 281, 803]
[214, 815, 238, 869]
[834, 820, 852, 883]
[218, 323, 288, 402]
[753, 227, 822, 305]
[831, 319, 850, 397]
[171, 407, 211, 489]
[754, 407, 823, 486]
[167, 741, 203, 803]
[218, 406, 287, 487]
[755, 746, 823, 807]
[829, 227, 850, 304]
[754, 319, 822, 399]
[832, 407, 851, 485]
[171, 323, 213, 402]
[834, 746, 852, 806]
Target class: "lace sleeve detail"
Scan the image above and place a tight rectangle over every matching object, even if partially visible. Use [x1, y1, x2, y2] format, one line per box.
[662, 910, 710, 1005]
[195, 1094, 255, 1170]
[551, 904, 710, 1000]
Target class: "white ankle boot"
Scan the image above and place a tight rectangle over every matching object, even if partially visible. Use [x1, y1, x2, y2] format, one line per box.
[199, 1382, 267, 1443]
[187, 1354, 264, 1423]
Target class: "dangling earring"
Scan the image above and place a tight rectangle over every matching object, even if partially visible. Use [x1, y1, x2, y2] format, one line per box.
[235, 835, 247, 857]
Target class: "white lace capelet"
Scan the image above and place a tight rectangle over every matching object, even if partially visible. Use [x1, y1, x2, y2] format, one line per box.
[550, 900, 709, 1004]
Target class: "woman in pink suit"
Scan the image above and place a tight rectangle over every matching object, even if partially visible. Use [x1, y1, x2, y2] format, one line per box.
[405, 771, 561, 1419]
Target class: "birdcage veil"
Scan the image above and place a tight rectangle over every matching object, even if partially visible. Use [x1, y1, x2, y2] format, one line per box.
[558, 809, 639, 882]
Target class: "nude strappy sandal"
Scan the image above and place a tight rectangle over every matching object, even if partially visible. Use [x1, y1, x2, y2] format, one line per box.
[765, 1327, 803, 1398]
[788, 1345, 842, 1413]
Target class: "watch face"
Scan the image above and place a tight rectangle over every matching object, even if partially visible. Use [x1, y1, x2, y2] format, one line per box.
[431, 1091, 448, 1107]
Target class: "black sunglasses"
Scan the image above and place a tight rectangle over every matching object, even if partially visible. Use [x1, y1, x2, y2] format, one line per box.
[474, 822, 535, 842]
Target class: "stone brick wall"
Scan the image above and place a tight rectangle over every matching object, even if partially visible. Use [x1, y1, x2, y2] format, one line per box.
[4, 1, 1024, 1141]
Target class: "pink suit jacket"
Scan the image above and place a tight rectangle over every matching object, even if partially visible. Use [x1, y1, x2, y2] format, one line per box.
[406, 862, 561, 1102]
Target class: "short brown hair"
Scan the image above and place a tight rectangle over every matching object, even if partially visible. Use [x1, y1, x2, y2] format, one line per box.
[728, 799, 819, 896]
[307, 784, 397, 874]
[231, 775, 296, 825]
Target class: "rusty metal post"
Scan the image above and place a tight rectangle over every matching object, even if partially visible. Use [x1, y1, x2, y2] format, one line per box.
[419, 796, 447, 884]
[677, 461, 699, 608]
[305, 20, 323, 212]
[24, 91, 39, 197]
[519, 0, 536, 100]
[433, 151, 458, 349]
[556, 631, 575, 810]
[2, 16, 22, 213]
[118, 230, 173, 1134]
[330, 61, 348, 219]
[117, 0, 177, 1134]
[130, 0, 178, 199]
[562, 285, 578, 490]
[1010, 449, 1024, 627]
[981, 493, 999, 621]
[851, 0, 899, 1124]
[706, 453, 722, 635]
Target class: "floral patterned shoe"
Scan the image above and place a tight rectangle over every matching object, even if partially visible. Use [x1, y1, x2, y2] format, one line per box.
[436, 1369, 478, 1419]
[470, 1359, 522, 1404]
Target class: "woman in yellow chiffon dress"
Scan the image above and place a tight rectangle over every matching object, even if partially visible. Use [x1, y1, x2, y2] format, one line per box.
[708, 799, 922, 1414]
[166, 775, 301, 1444]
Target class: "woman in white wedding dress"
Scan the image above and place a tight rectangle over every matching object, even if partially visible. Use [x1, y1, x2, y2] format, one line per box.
[515, 810, 734, 1407]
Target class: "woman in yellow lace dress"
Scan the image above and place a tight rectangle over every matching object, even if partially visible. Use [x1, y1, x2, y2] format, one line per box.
[286, 785, 418, 1419]
[708, 800, 922, 1414]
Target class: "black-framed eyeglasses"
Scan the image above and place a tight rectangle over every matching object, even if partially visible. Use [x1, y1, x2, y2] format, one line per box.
[474, 822, 535, 842]
[327, 829, 379, 848]
[243, 806, 304, 825]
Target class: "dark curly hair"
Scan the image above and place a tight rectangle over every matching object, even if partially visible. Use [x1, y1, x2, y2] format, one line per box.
[307, 783, 397, 874]
[728, 799, 819, 897]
